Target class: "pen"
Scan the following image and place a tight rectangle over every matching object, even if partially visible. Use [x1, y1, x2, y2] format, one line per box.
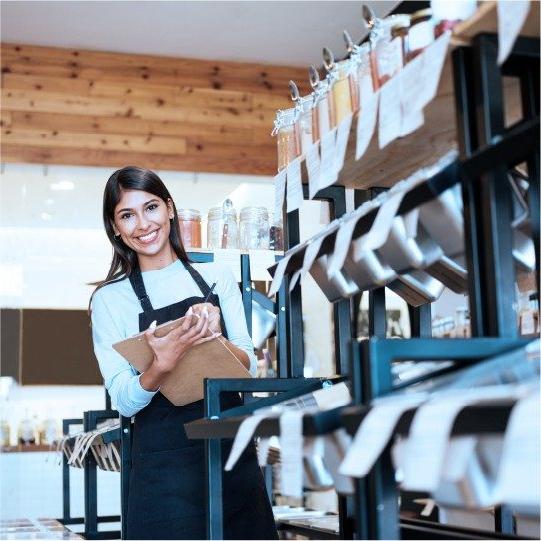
[203, 282, 217, 304]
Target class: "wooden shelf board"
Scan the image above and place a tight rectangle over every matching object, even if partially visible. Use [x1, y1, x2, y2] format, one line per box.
[453, 0, 540, 45]
[1, 444, 55, 453]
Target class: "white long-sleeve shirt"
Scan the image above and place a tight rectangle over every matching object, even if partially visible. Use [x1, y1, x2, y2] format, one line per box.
[90, 259, 257, 417]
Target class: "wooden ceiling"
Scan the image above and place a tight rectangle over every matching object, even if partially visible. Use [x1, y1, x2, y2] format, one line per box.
[1, 43, 311, 175]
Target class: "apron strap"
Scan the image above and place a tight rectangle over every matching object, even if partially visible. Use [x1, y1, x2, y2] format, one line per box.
[129, 268, 154, 314]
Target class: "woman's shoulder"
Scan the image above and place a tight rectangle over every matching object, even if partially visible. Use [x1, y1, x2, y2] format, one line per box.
[90, 276, 132, 307]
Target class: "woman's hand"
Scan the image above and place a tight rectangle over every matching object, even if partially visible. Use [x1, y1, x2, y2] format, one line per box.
[188, 303, 222, 335]
[144, 313, 215, 375]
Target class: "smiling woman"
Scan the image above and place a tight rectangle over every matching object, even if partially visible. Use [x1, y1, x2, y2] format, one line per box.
[88, 166, 278, 540]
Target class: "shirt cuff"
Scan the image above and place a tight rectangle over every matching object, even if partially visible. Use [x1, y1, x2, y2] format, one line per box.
[135, 374, 159, 401]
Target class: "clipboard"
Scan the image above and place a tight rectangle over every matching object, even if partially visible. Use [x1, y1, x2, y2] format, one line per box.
[112, 315, 251, 406]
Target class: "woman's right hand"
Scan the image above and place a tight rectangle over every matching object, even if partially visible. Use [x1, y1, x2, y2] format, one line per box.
[144, 313, 215, 374]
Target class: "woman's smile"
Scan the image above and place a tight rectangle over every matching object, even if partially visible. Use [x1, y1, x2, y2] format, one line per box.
[136, 228, 160, 245]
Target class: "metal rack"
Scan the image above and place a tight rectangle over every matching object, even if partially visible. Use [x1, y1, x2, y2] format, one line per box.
[184, 26, 539, 541]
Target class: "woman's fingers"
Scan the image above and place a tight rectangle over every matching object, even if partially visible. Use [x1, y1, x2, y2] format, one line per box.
[192, 333, 221, 346]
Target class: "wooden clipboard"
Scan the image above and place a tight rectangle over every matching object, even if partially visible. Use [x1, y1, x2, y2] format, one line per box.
[112, 316, 251, 406]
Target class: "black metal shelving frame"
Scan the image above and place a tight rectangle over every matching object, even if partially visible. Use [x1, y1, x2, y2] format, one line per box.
[184, 29, 540, 541]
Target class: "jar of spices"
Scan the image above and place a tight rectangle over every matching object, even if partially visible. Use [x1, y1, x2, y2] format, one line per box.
[240, 207, 270, 250]
[407, 8, 435, 62]
[369, 14, 411, 87]
[309, 66, 332, 142]
[207, 199, 239, 249]
[269, 213, 284, 252]
[324, 48, 354, 127]
[272, 108, 301, 172]
[177, 209, 202, 249]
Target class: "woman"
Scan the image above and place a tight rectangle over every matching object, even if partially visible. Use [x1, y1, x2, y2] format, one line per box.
[90, 166, 278, 540]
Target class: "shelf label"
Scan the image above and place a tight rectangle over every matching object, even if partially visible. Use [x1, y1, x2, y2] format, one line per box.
[494, 392, 540, 506]
[267, 251, 292, 297]
[356, 91, 379, 160]
[400, 109, 425, 137]
[249, 249, 276, 282]
[274, 169, 286, 225]
[497, 1, 531, 65]
[378, 75, 402, 149]
[334, 114, 353, 173]
[340, 394, 427, 478]
[319, 127, 338, 189]
[289, 234, 326, 292]
[305, 142, 322, 200]
[286, 157, 303, 213]
[279, 409, 305, 499]
[420, 31, 451, 107]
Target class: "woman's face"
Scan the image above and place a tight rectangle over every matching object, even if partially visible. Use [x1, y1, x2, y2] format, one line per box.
[112, 189, 174, 261]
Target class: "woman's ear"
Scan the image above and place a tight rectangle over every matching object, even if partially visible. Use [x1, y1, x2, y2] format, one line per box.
[167, 200, 175, 220]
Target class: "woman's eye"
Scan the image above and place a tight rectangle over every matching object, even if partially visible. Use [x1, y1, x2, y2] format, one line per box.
[120, 213, 132, 220]
[146, 203, 158, 212]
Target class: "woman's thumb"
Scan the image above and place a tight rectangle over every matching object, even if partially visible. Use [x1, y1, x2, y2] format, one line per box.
[145, 320, 157, 340]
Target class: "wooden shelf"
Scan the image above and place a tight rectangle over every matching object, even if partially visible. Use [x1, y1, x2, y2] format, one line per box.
[452, 0, 540, 45]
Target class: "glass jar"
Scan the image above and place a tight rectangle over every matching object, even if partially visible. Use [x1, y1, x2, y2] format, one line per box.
[431, 0, 477, 37]
[407, 9, 435, 62]
[295, 95, 316, 156]
[239, 207, 270, 250]
[207, 199, 239, 249]
[272, 108, 301, 172]
[177, 209, 202, 249]
[269, 212, 284, 252]
[0, 419, 10, 447]
[39, 418, 59, 446]
[369, 14, 411, 87]
[328, 61, 354, 126]
[18, 413, 36, 446]
[313, 80, 332, 141]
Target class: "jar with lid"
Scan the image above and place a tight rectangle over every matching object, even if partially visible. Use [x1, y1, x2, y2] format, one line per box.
[39, 418, 59, 446]
[431, 0, 477, 37]
[272, 108, 301, 172]
[207, 199, 239, 249]
[0, 419, 10, 447]
[369, 14, 411, 87]
[407, 9, 435, 61]
[177, 209, 202, 249]
[239, 207, 270, 250]
[324, 49, 354, 127]
[18, 411, 36, 446]
[309, 67, 332, 142]
[296, 95, 316, 156]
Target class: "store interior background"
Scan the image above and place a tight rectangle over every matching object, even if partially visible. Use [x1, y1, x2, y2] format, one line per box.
[1, 0, 468, 521]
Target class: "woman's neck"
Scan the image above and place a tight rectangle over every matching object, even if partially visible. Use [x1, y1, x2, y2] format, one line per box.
[138, 245, 178, 272]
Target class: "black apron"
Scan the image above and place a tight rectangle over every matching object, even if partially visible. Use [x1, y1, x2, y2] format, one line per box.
[125, 260, 278, 540]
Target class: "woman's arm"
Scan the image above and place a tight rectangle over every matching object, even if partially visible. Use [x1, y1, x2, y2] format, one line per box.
[91, 289, 158, 417]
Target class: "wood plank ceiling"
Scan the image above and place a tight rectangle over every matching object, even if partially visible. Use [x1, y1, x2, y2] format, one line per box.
[1, 43, 311, 175]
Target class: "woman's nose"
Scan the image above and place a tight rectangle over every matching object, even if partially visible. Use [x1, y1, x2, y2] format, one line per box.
[136, 213, 151, 230]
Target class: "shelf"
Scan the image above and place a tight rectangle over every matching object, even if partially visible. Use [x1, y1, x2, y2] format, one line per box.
[452, 0, 540, 45]
[0, 444, 56, 453]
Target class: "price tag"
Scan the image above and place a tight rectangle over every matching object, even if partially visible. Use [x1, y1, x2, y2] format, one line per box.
[305, 142, 322, 200]
[497, 1, 531, 65]
[319, 128, 338, 189]
[356, 91, 379, 160]
[286, 157, 303, 213]
[378, 75, 402, 149]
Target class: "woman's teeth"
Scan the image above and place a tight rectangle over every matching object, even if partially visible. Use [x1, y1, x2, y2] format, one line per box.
[138, 230, 159, 243]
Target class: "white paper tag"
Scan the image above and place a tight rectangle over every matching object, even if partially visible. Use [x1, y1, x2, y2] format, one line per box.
[279, 410, 305, 499]
[400, 109, 425, 137]
[401, 386, 525, 492]
[378, 75, 402, 149]
[323, 429, 355, 495]
[497, 1, 531, 65]
[286, 157, 304, 213]
[334, 114, 353, 172]
[213, 248, 241, 282]
[257, 437, 272, 467]
[319, 128, 338, 189]
[225, 412, 274, 471]
[289, 234, 325, 292]
[494, 392, 540, 506]
[340, 394, 427, 477]
[248, 249, 276, 282]
[356, 91, 379, 160]
[274, 169, 286, 224]
[267, 252, 292, 297]
[399, 51, 426, 115]
[420, 31, 451, 108]
[306, 142, 322, 200]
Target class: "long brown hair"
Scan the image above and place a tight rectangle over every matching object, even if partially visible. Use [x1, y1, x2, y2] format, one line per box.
[89, 166, 189, 309]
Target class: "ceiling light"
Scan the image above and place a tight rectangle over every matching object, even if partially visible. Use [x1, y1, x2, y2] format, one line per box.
[50, 180, 75, 191]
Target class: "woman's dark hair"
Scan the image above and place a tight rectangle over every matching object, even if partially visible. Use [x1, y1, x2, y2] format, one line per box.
[89, 166, 189, 308]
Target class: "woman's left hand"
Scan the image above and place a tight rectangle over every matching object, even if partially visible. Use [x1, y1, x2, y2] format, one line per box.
[188, 303, 222, 335]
